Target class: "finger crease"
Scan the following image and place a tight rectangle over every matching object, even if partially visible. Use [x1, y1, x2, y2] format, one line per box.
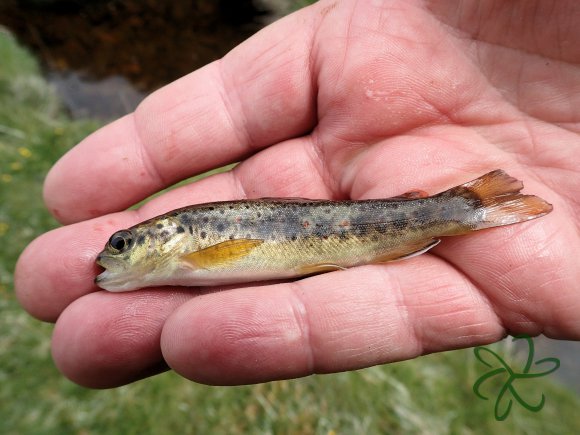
[289, 282, 315, 374]
[229, 169, 250, 201]
[305, 134, 338, 197]
[216, 59, 258, 153]
[132, 113, 169, 186]
[378, 268, 424, 357]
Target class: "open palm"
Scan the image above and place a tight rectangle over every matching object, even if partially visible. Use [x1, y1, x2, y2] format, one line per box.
[16, 0, 580, 388]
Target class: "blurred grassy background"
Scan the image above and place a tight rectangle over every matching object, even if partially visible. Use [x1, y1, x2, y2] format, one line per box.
[1, 27, 579, 435]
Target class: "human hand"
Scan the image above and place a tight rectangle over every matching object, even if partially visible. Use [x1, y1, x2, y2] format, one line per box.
[15, 0, 580, 388]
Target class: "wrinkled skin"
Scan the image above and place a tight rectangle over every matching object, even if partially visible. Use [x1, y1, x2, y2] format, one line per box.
[15, 0, 580, 388]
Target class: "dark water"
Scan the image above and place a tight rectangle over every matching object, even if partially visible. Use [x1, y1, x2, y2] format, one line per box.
[0, 0, 288, 119]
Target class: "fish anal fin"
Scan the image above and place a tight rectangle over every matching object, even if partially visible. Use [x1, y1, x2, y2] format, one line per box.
[181, 239, 263, 269]
[298, 263, 347, 276]
[391, 189, 429, 200]
[374, 238, 440, 263]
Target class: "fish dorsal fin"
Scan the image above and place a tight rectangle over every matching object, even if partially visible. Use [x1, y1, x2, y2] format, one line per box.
[181, 239, 264, 269]
[374, 238, 440, 263]
[390, 190, 429, 200]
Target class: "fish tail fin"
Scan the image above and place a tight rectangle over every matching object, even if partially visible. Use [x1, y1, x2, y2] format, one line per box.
[444, 170, 553, 230]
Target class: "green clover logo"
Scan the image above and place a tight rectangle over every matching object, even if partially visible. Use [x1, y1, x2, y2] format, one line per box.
[473, 335, 560, 421]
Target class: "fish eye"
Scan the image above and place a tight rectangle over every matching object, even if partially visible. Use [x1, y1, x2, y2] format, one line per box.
[108, 230, 133, 253]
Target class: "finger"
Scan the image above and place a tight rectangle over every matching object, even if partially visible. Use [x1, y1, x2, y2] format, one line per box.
[160, 257, 504, 385]
[16, 136, 329, 321]
[51, 290, 194, 388]
[43, 5, 319, 224]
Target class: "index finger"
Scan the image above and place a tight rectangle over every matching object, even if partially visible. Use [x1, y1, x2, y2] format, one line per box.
[43, 6, 319, 224]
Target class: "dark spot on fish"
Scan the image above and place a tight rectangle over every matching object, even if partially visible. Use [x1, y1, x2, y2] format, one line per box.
[257, 212, 261, 218]
[176, 226, 185, 233]
[160, 230, 169, 238]
[325, 208, 331, 214]
[220, 209, 225, 214]
[313, 226, 328, 238]
[377, 223, 389, 234]
[393, 219, 408, 230]
[245, 205, 250, 209]
[388, 212, 408, 230]
[188, 226, 194, 235]
[179, 214, 192, 225]
[229, 234, 235, 240]
[200, 231, 207, 239]
[350, 220, 369, 236]
[216, 223, 225, 232]
[156, 223, 163, 229]
[412, 208, 432, 223]
[208, 207, 215, 211]
[202, 216, 209, 223]
[290, 234, 297, 241]
[137, 234, 146, 245]
[229, 205, 234, 210]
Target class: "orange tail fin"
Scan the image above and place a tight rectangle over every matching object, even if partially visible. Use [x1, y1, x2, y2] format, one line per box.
[446, 170, 553, 229]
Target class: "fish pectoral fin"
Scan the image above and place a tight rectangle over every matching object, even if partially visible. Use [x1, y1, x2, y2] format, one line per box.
[181, 239, 264, 269]
[298, 263, 347, 276]
[390, 189, 429, 200]
[374, 238, 440, 263]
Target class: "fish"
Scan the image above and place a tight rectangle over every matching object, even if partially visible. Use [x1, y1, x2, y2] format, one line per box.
[95, 169, 552, 292]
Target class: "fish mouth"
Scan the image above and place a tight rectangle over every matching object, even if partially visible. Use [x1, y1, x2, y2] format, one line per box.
[94, 267, 131, 291]
[94, 255, 112, 285]
[94, 252, 143, 292]
[94, 253, 124, 289]
[94, 269, 112, 284]
[95, 254, 106, 269]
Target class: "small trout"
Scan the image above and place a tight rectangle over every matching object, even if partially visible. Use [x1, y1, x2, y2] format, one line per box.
[95, 170, 552, 291]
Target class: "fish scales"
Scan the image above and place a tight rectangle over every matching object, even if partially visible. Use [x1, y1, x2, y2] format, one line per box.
[134, 199, 463, 271]
[95, 170, 552, 291]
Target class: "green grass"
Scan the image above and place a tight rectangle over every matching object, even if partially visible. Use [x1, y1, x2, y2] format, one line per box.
[1, 28, 580, 435]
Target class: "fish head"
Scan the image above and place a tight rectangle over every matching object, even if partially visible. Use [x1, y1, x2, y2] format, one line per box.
[95, 219, 189, 291]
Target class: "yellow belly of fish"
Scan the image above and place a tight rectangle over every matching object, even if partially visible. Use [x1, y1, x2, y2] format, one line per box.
[171, 232, 440, 286]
